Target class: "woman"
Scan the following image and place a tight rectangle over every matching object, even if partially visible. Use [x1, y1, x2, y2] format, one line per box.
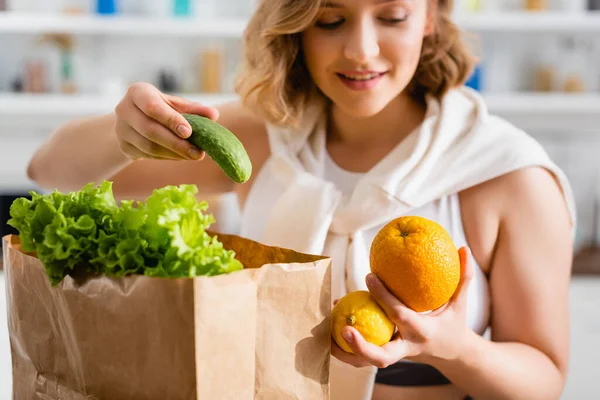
[27, 0, 575, 399]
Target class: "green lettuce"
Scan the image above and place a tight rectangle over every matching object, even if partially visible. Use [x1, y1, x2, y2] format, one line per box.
[8, 181, 242, 285]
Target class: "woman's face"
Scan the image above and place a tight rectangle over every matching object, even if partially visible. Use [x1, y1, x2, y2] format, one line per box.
[301, 0, 434, 117]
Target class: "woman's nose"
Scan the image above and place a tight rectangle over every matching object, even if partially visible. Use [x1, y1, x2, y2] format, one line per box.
[343, 19, 380, 65]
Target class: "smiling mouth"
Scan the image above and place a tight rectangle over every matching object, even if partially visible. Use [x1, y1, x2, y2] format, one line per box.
[337, 72, 387, 81]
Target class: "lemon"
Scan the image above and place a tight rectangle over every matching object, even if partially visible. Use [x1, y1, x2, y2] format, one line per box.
[331, 290, 395, 354]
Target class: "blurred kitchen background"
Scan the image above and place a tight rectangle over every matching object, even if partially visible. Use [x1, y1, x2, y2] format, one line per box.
[0, 0, 599, 398]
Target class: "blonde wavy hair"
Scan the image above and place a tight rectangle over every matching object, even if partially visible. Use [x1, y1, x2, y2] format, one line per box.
[234, 0, 478, 127]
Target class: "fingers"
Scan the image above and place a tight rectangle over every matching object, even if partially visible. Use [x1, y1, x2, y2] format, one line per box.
[449, 247, 475, 310]
[366, 273, 421, 330]
[118, 141, 181, 161]
[330, 338, 371, 368]
[122, 101, 204, 160]
[128, 83, 194, 139]
[365, 274, 402, 311]
[116, 83, 221, 162]
[429, 301, 451, 316]
[115, 118, 192, 161]
[164, 93, 220, 121]
[340, 327, 410, 369]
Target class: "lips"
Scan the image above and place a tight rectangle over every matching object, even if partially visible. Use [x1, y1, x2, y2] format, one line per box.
[338, 72, 384, 81]
[337, 71, 386, 81]
[336, 71, 387, 91]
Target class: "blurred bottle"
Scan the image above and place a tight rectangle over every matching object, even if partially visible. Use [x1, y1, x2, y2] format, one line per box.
[456, 0, 503, 14]
[24, 60, 47, 93]
[174, 0, 192, 16]
[97, 0, 117, 15]
[60, 50, 77, 94]
[198, 44, 224, 93]
[0, 0, 6, 11]
[589, 0, 600, 10]
[38, 34, 78, 93]
[63, 0, 88, 14]
[524, 0, 547, 11]
[558, 36, 590, 93]
[57, 36, 77, 94]
[531, 37, 559, 92]
[532, 66, 555, 92]
[158, 69, 180, 93]
[10, 76, 23, 93]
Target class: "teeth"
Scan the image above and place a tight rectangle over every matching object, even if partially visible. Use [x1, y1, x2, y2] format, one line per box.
[341, 73, 380, 81]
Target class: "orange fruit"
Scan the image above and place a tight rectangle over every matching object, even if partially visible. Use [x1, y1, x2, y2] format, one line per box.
[331, 291, 395, 354]
[369, 216, 460, 313]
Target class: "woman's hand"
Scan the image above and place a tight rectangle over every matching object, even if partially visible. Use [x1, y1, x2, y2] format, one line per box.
[332, 246, 474, 369]
[114, 82, 220, 161]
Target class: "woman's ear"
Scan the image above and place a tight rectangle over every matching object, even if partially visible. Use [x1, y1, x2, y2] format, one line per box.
[424, 0, 438, 37]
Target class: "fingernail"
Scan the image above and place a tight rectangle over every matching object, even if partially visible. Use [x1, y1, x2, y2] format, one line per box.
[342, 330, 353, 343]
[188, 148, 202, 159]
[366, 274, 376, 288]
[177, 125, 191, 137]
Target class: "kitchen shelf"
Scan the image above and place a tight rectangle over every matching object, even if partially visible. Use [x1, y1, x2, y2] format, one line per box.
[0, 92, 239, 116]
[0, 12, 248, 37]
[1, 91, 599, 114]
[455, 11, 600, 32]
[1, 11, 600, 37]
[1, 92, 599, 132]
[478, 92, 600, 132]
[483, 92, 600, 115]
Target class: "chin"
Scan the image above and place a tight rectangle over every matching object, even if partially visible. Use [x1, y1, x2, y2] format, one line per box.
[329, 92, 398, 118]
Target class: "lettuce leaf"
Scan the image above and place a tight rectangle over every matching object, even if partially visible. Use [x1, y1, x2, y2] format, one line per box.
[8, 181, 242, 285]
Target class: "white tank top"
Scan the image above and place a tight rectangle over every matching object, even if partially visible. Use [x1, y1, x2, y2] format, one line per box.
[236, 88, 577, 400]
[239, 147, 491, 336]
[322, 151, 490, 334]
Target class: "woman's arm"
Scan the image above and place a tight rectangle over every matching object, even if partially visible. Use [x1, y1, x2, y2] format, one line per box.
[27, 83, 221, 193]
[27, 113, 133, 193]
[433, 166, 573, 400]
[27, 83, 266, 201]
[332, 166, 573, 400]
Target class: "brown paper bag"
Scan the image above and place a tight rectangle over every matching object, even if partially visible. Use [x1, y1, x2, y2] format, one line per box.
[2, 233, 332, 400]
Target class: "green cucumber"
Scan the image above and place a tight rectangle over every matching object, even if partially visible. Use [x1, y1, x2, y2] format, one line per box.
[182, 113, 252, 184]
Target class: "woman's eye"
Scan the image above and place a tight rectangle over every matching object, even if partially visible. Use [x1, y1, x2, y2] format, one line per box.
[316, 19, 345, 30]
[381, 17, 407, 24]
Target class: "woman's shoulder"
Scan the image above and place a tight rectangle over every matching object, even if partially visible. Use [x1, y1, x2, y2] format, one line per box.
[459, 166, 573, 273]
[462, 166, 567, 215]
[475, 166, 573, 225]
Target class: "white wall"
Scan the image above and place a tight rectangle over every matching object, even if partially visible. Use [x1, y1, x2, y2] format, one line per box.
[1, 3, 599, 249]
[0, 2, 599, 398]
